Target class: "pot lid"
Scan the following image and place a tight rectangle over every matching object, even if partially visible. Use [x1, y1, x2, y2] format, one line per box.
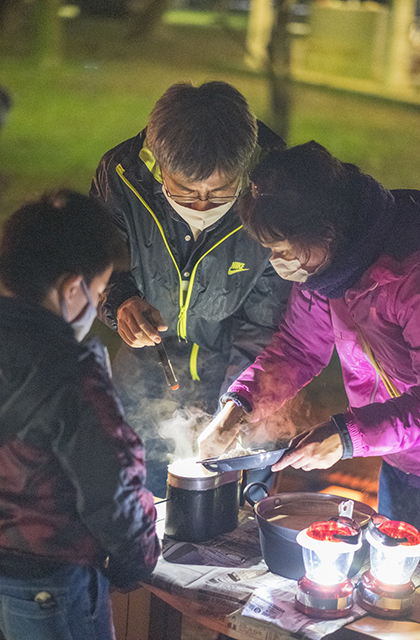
[167, 457, 241, 490]
[256, 492, 374, 533]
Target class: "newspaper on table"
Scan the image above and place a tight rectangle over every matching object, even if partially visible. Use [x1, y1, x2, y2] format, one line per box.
[150, 506, 420, 640]
[150, 508, 420, 640]
[242, 564, 420, 640]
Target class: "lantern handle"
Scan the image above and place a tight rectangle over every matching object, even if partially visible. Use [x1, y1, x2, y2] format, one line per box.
[339, 499, 354, 519]
[329, 516, 362, 545]
[368, 515, 409, 546]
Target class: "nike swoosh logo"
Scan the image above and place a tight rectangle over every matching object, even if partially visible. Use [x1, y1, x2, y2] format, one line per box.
[228, 266, 250, 275]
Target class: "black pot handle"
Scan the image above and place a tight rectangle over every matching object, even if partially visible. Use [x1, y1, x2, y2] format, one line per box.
[243, 482, 269, 507]
[201, 462, 220, 472]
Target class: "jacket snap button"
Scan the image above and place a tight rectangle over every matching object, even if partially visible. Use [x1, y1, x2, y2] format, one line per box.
[34, 591, 56, 609]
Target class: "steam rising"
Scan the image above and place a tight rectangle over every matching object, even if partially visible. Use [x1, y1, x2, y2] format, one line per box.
[112, 339, 327, 466]
[158, 406, 212, 462]
[150, 389, 317, 463]
[240, 390, 316, 449]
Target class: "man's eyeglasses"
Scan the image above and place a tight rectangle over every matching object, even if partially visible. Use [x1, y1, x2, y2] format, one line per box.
[163, 182, 242, 205]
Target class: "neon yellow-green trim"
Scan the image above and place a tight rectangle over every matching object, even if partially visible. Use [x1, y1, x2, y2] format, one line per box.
[116, 163, 243, 342]
[360, 332, 401, 399]
[116, 164, 183, 314]
[177, 224, 243, 340]
[138, 140, 162, 183]
[190, 343, 200, 381]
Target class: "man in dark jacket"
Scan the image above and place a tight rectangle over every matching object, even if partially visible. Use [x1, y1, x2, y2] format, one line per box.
[91, 81, 291, 496]
[0, 191, 160, 640]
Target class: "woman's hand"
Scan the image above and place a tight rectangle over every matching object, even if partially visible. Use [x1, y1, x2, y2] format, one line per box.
[117, 297, 168, 347]
[198, 401, 246, 460]
[272, 420, 343, 472]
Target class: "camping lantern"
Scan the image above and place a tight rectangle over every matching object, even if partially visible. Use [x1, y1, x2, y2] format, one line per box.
[357, 515, 420, 618]
[295, 516, 362, 619]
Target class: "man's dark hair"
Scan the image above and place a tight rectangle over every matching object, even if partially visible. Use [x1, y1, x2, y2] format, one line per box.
[0, 189, 127, 302]
[146, 81, 258, 181]
[240, 140, 363, 258]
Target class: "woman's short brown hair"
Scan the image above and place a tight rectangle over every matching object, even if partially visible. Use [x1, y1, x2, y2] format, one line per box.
[239, 141, 363, 257]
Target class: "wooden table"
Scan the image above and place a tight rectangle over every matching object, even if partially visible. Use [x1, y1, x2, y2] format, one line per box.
[112, 584, 420, 640]
[111, 501, 420, 640]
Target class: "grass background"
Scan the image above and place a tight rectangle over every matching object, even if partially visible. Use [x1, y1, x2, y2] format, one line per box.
[1, 7, 419, 491]
[1, 9, 420, 220]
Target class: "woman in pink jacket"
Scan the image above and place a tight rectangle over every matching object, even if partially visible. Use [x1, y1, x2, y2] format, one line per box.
[198, 141, 420, 528]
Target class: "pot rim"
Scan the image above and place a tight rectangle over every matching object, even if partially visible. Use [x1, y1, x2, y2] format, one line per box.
[167, 468, 241, 491]
[254, 491, 375, 533]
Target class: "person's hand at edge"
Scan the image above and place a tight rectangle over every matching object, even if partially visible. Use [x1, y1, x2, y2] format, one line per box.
[117, 297, 168, 348]
[198, 401, 246, 460]
[271, 420, 343, 472]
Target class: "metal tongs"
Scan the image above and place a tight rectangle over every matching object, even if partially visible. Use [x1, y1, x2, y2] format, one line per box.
[143, 310, 179, 391]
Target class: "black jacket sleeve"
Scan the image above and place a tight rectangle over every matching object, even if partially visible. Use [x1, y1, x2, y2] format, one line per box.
[90, 157, 140, 330]
[220, 265, 292, 396]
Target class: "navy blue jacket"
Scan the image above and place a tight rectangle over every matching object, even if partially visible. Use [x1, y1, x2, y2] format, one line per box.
[91, 124, 291, 385]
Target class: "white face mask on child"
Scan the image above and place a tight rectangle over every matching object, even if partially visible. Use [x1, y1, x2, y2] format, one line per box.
[62, 279, 97, 342]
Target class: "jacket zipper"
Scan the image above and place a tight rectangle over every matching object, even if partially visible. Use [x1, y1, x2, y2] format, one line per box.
[116, 163, 184, 312]
[363, 353, 380, 404]
[358, 329, 401, 399]
[176, 223, 243, 339]
[116, 164, 243, 376]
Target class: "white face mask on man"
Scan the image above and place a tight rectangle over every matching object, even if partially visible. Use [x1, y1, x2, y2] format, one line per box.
[270, 253, 330, 282]
[62, 279, 98, 342]
[163, 186, 237, 239]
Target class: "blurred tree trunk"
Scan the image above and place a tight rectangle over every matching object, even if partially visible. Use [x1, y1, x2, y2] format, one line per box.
[246, 0, 292, 142]
[33, 0, 62, 66]
[0, 0, 9, 29]
[386, 0, 416, 89]
[0, 0, 19, 30]
[246, 0, 275, 70]
[130, 0, 169, 38]
[266, 0, 293, 142]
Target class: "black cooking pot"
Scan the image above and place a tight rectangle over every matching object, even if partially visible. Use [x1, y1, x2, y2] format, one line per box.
[164, 459, 242, 543]
[244, 483, 376, 580]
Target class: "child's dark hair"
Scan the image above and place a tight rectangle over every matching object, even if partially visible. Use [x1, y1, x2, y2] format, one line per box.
[0, 189, 127, 302]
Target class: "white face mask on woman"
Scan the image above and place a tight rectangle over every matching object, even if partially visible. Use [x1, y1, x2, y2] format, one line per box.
[270, 256, 312, 282]
[270, 254, 330, 282]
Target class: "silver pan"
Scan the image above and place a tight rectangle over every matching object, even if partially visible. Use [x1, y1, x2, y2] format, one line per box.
[198, 442, 290, 472]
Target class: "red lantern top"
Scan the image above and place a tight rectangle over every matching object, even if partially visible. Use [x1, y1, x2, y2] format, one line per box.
[307, 521, 356, 543]
[378, 521, 420, 546]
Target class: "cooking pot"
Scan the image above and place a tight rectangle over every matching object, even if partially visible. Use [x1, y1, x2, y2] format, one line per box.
[244, 483, 376, 580]
[164, 458, 242, 543]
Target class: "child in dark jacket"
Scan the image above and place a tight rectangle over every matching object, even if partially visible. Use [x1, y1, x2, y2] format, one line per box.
[0, 190, 160, 640]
